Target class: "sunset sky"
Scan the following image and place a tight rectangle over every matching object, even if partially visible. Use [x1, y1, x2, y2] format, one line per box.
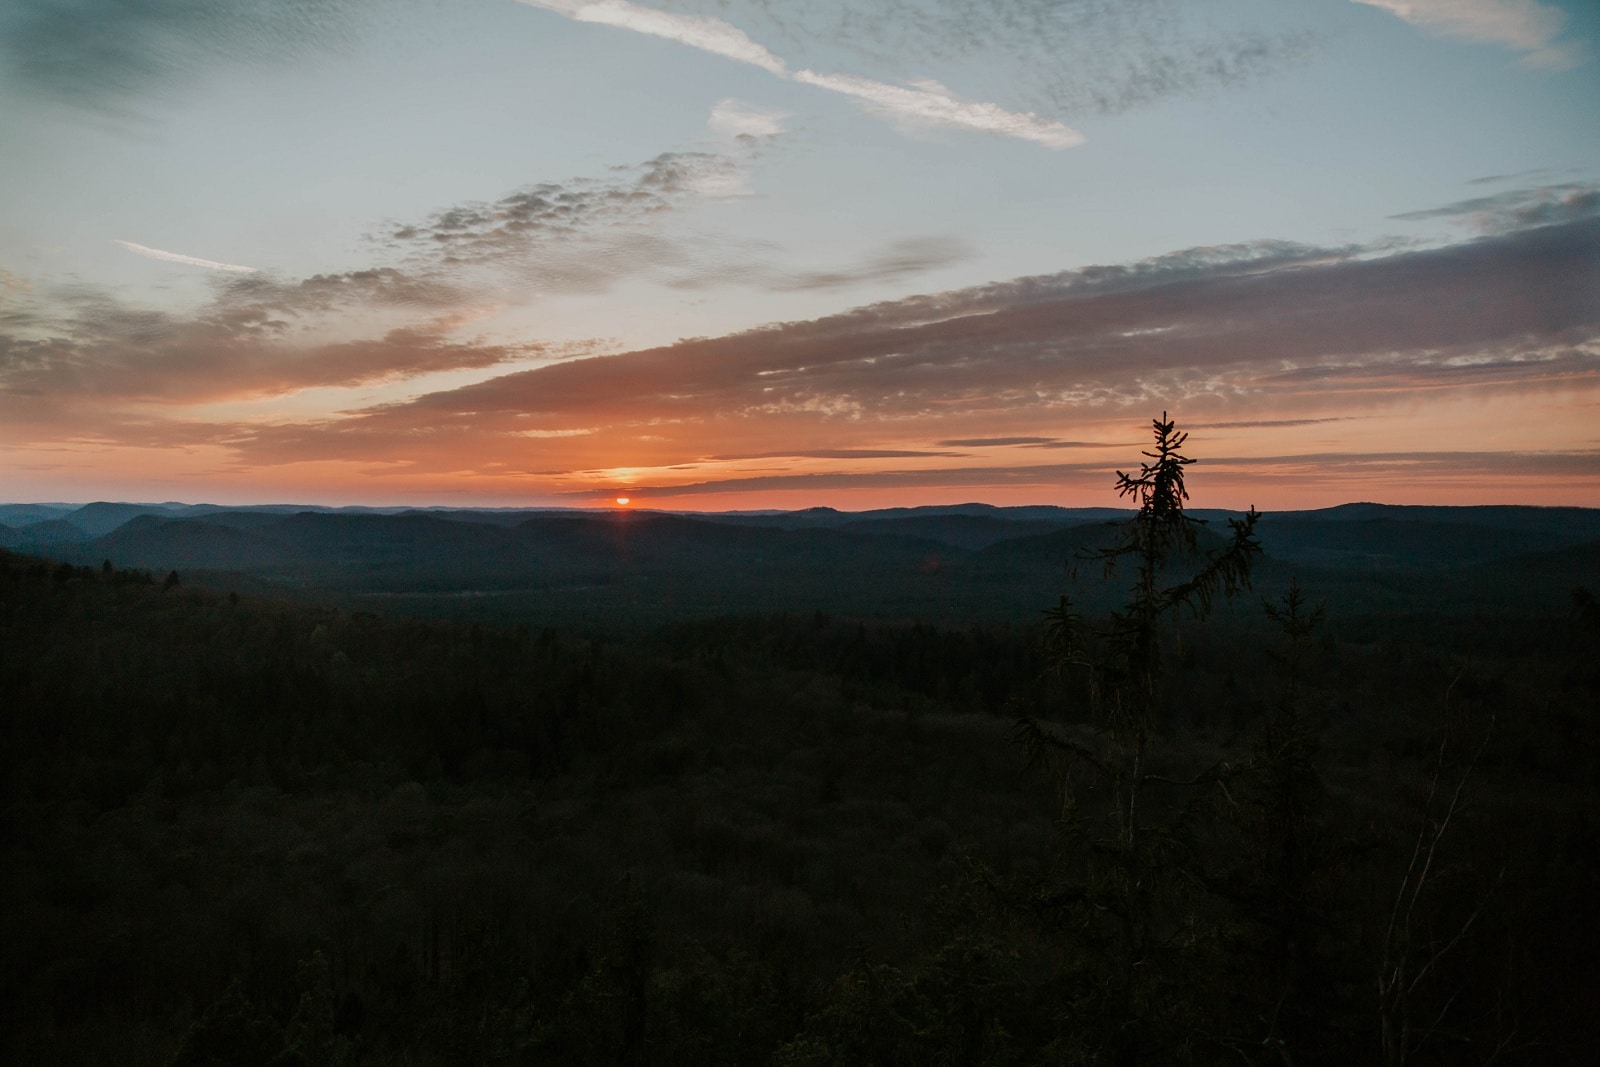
[2, 0, 1597, 510]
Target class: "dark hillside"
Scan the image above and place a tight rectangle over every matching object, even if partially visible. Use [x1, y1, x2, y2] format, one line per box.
[3, 534, 1596, 1064]
[23, 501, 1593, 632]
[0, 503, 73, 527]
[14, 518, 87, 544]
[67, 501, 180, 537]
[838, 512, 1068, 548]
[1254, 515, 1595, 568]
[93, 514, 282, 569]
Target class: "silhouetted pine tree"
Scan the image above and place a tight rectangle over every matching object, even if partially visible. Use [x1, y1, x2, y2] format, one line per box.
[1015, 412, 1262, 1062]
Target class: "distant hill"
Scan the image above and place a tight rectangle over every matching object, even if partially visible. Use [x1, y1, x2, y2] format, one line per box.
[15, 519, 89, 544]
[839, 513, 1074, 549]
[1252, 516, 1593, 569]
[0, 504, 74, 528]
[8, 498, 1592, 629]
[66, 501, 180, 538]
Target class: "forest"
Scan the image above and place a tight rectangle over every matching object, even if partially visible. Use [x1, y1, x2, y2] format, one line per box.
[3, 418, 1598, 1065]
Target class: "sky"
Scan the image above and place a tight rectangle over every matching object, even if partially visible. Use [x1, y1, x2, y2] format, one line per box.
[1, 0, 1597, 511]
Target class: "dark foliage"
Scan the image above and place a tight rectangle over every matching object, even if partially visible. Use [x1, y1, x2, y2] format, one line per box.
[3, 428, 1598, 1064]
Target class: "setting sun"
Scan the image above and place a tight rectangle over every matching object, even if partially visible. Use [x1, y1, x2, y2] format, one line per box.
[615, 497, 631, 506]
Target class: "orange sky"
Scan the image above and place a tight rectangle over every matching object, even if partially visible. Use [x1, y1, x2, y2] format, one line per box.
[3, 214, 1598, 512]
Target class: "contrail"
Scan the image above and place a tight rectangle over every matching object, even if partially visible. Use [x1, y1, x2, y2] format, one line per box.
[113, 239, 259, 274]
[515, 0, 1082, 149]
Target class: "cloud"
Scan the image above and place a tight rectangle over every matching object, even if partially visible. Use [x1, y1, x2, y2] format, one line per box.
[515, 0, 1082, 147]
[1391, 181, 1600, 234]
[936, 436, 1120, 448]
[113, 239, 258, 274]
[538, 446, 1600, 501]
[706, 448, 967, 460]
[0, 303, 530, 412]
[374, 148, 784, 294]
[709, 97, 788, 139]
[378, 143, 971, 297]
[548, 461, 1115, 498]
[0, 262, 538, 430]
[520, 0, 788, 72]
[2, 133, 976, 445]
[1191, 417, 1363, 429]
[13, 190, 1595, 506]
[789, 69, 1080, 147]
[1352, 0, 1588, 68]
[657, 0, 1315, 118]
[220, 213, 1600, 477]
[0, 0, 371, 113]
[381, 150, 748, 260]
[938, 436, 1058, 447]
[673, 235, 977, 293]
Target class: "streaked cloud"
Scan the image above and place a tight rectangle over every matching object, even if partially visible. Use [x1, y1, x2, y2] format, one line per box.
[516, 0, 1081, 147]
[370, 144, 805, 298]
[376, 141, 971, 297]
[706, 448, 968, 461]
[0, 303, 532, 411]
[1391, 180, 1600, 234]
[668, 235, 976, 294]
[1192, 417, 1363, 429]
[521, 0, 788, 73]
[0, 260, 540, 428]
[378, 150, 756, 268]
[214, 214, 1599, 488]
[1352, 0, 1588, 68]
[113, 239, 258, 274]
[938, 436, 1058, 447]
[541, 447, 1600, 501]
[789, 69, 1079, 146]
[660, 0, 1315, 118]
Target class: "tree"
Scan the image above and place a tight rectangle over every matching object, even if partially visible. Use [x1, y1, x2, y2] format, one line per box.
[1014, 412, 1262, 1062]
[1021, 412, 1260, 849]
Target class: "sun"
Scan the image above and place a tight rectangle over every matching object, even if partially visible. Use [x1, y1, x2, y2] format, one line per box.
[615, 497, 631, 506]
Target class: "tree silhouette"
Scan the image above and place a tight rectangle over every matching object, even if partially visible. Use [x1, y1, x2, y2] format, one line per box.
[1022, 412, 1260, 846]
[1015, 412, 1262, 1061]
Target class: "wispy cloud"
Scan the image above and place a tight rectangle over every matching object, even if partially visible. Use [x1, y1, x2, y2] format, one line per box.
[708, 97, 787, 140]
[378, 149, 756, 270]
[526, 0, 787, 72]
[658, 0, 1315, 118]
[1191, 417, 1364, 429]
[938, 436, 1058, 447]
[535, 447, 1600, 501]
[215, 214, 1600, 483]
[667, 236, 976, 293]
[1391, 180, 1600, 233]
[0, 301, 533, 411]
[1352, 0, 1588, 68]
[0, 259, 545, 429]
[11, 202, 1596, 505]
[376, 141, 971, 297]
[707, 448, 968, 461]
[515, 0, 1081, 147]
[789, 70, 1080, 146]
[114, 239, 259, 274]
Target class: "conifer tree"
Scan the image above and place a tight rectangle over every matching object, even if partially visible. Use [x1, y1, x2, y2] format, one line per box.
[1016, 412, 1262, 1061]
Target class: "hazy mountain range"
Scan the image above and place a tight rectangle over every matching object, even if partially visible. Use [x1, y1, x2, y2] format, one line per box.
[4, 500, 1597, 630]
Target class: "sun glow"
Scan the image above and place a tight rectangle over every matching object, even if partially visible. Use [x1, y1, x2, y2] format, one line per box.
[615, 497, 631, 505]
